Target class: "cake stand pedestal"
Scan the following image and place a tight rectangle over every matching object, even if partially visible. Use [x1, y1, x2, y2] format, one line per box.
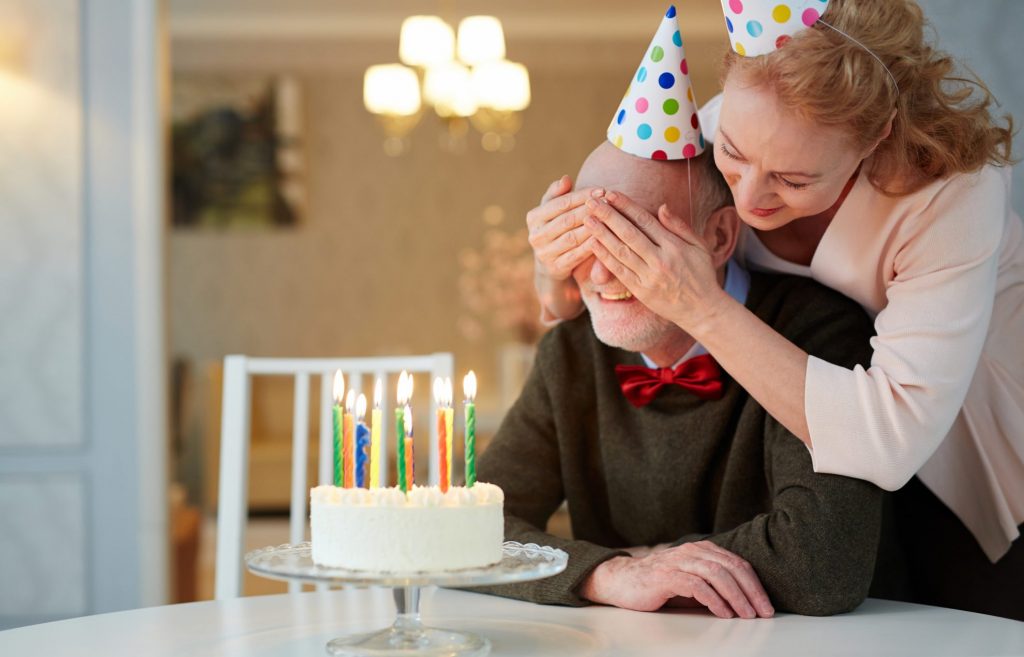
[245, 541, 568, 657]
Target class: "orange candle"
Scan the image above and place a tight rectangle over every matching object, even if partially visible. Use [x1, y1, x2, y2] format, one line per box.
[343, 389, 355, 488]
[434, 377, 448, 493]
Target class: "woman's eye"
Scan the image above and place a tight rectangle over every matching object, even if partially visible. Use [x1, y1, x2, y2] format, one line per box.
[719, 143, 740, 160]
[779, 177, 809, 190]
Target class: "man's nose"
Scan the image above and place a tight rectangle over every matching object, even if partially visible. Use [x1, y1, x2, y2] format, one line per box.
[591, 256, 615, 285]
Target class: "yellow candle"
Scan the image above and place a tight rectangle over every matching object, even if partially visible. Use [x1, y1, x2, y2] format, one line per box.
[444, 377, 454, 490]
[370, 378, 383, 488]
[434, 378, 448, 493]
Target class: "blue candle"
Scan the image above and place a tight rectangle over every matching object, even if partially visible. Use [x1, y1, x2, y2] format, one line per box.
[355, 393, 369, 488]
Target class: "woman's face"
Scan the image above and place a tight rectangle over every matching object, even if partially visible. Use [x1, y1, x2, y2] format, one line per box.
[714, 75, 866, 230]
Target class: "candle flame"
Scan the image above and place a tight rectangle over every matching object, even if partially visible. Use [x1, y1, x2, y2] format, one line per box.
[345, 388, 356, 413]
[463, 370, 477, 401]
[445, 377, 454, 407]
[332, 370, 345, 405]
[433, 376, 444, 405]
[374, 377, 383, 409]
[397, 370, 409, 405]
[356, 393, 367, 421]
[405, 405, 413, 436]
[407, 373, 414, 400]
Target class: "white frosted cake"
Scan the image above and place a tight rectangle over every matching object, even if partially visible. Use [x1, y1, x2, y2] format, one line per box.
[310, 483, 504, 572]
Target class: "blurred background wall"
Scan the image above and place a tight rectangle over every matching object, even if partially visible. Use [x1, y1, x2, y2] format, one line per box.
[0, 0, 1020, 621]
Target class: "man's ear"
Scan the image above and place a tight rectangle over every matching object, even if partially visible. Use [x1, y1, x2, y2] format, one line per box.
[701, 205, 740, 269]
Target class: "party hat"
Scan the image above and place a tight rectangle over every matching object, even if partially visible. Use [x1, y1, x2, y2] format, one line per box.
[720, 0, 830, 57]
[607, 5, 704, 161]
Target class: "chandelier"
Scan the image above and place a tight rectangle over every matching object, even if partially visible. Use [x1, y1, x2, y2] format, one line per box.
[363, 15, 531, 155]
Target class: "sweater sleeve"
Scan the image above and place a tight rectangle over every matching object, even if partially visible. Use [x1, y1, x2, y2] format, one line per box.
[708, 285, 885, 615]
[708, 424, 884, 616]
[471, 337, 627, 606]
[805, 168, 1006, 490]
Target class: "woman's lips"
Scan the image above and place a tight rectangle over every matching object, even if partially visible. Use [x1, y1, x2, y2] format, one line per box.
[749, 206, 783, 218]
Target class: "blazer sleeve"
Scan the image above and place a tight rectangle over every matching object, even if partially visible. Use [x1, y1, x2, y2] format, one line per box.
[804, 168, 1006, 490]
[471, 336, 627, 606]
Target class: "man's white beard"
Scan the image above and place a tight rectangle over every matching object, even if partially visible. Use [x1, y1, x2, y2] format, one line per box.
[582, 294, 676, 353]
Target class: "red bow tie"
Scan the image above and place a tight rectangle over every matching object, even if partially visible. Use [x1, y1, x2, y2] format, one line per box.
[615, 354, 724, 407]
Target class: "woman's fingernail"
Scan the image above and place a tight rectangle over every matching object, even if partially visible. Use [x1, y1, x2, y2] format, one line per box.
[590, 188, 605, 198]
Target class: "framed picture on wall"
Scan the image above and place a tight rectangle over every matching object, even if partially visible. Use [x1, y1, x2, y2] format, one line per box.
[170, 74, 306, 228]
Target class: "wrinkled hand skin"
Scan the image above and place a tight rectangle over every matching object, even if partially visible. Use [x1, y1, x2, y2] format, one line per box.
[583, 192, 729, 332]
[527, 176, 604, 282]
[579, 540, 775, 619]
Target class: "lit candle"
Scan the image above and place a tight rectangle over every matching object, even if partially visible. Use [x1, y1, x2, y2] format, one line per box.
[370, 378, 383, 488]
[343, 389, 356, 488]
[355, 393, 369, 488]
[444, 377, 454, 489]
[405, 404, 415, 489]
[395, 371, 408, 492]
[464, 370, 477, 488]
[332, 371, 344, 487]
[434, 377, 448, 493]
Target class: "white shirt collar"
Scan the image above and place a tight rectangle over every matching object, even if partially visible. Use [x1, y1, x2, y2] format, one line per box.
[641, 259, 750, 369]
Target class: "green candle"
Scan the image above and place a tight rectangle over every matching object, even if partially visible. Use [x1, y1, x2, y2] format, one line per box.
[395, 405, 406, 492]
[463, 371, 477, 488]
[332, 371, 344, 487]
[395, 371, 409, 492]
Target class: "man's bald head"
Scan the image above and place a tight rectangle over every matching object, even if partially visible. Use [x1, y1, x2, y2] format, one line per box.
[576, 142, 731, 232]
[570, 141, 736, 362]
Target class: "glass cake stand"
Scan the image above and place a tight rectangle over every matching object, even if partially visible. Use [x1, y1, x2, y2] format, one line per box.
[245, 541, 568, 657]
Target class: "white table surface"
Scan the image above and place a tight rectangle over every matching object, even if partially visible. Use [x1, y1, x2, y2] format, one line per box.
[1, 588, 1022, 657]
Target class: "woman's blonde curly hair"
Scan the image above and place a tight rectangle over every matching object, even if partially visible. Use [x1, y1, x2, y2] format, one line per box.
[722, 0, 1016, 195]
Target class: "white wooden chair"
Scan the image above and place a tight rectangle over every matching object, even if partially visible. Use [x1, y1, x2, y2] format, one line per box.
[214, 353, 455, 599]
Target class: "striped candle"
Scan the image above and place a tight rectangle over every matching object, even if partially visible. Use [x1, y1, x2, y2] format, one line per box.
[463, 370, 477, 488]
[370, 378, 383, 488]
[444, 377, 454, 490]
[434, 377, 448, 493]
[343, 389, 355, 488]
[395, 371, 408, 492]
[331, 371, 344, 487]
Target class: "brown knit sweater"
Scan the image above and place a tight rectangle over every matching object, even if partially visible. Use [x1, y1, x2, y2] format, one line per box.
[474, 273, 895, 616]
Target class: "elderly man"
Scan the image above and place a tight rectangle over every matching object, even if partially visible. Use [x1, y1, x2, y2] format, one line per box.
[474, 142, 904, 617]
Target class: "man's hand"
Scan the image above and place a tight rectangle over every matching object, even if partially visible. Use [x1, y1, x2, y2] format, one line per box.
[578, 541, 775, 619]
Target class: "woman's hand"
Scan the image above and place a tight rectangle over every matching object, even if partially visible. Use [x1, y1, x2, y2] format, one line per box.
[583, 191, 729, 332]
[527, 176, 604, 281]
[527, 176, 597, 321]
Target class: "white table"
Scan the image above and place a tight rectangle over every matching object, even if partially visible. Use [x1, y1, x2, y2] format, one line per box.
[1, 589, 1022, 656]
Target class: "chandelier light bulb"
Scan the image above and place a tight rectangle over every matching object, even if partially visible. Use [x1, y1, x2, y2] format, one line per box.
[400, 16, 455, 67]
[424, 61, 479, 117]
[471, 60, 531, 112]
[363, 64, 422, 116]
[457, 16, 506, 66]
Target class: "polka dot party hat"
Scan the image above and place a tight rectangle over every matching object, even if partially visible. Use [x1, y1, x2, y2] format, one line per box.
[720, 0, 830, 57]
[607, 5, 704, 161]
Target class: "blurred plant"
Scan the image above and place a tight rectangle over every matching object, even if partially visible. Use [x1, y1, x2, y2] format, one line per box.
[458, 224, 543, 345]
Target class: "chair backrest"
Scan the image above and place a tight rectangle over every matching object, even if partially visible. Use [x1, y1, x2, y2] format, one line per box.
[214, 352, 455, 599]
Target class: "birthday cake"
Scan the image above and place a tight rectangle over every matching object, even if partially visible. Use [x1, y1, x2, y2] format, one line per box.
[310, 483, 505, 572]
